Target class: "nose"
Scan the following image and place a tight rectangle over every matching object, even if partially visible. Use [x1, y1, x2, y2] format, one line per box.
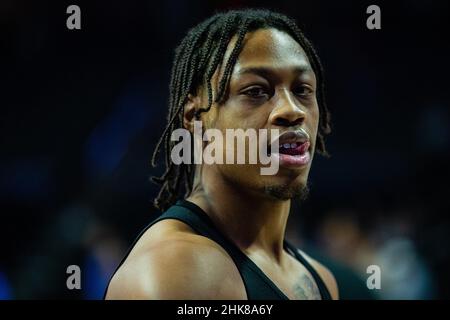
[269, 89, 306, 127]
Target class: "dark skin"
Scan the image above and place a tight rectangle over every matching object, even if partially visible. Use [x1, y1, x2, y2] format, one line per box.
[106, 28, 338, 300]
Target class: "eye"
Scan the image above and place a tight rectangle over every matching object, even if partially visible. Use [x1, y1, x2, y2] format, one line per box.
[242, 86, 270, 99]
[293, 85, 314, 98]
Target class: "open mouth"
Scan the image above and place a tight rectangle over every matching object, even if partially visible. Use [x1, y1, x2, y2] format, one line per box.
[269, 130, 311, 167]
[278, 141, 310, 156]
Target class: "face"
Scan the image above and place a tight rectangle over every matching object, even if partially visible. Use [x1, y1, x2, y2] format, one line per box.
[194, 28, 320, 200]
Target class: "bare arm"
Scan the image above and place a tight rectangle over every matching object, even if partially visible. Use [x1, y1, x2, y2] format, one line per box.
[105, 235, 246, 300]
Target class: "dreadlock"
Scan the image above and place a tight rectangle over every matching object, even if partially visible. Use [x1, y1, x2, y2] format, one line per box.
[151, 9, 332, 211]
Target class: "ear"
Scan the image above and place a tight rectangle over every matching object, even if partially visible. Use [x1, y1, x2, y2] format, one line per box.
[183, 93, 200, 132]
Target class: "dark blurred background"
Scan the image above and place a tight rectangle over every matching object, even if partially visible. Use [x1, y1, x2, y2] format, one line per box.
[1, 0, 449, 299]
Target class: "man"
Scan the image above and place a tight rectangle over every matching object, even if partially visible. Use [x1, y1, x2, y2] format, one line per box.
[105, 9, 338, 300]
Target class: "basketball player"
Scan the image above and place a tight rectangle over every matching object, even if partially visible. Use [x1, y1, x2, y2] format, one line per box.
[105, 9, 338, 300]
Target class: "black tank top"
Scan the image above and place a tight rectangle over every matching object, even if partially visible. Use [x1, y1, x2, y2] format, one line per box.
[105, 199, 332, 300]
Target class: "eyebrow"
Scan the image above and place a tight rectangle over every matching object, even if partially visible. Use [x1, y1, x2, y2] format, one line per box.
[236, 65, 314, 78]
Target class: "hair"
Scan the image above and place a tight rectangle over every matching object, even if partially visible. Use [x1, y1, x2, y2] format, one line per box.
[150, 8, 331, 211]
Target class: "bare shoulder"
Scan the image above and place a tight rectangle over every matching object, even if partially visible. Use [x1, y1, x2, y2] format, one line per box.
[105, 219, 246, 300]
[298, 249, 339, 300]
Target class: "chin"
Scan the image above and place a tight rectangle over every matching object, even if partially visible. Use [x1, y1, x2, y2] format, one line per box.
[263, 181, 310, 201]
[220, 164, 311, 201]
[259, 170, 310, 200]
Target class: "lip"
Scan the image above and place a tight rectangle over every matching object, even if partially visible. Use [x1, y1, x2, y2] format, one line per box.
[276, 130, 309, 145]
[270, 130, 311, 168]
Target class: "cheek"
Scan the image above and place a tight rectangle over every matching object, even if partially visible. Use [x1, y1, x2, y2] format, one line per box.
[308, 104, 320, 153]
[215, 101, 269, 130]
[309, 102, 320, 130]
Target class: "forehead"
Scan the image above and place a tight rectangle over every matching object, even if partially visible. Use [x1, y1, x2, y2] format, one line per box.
[231, 28, 312, 73]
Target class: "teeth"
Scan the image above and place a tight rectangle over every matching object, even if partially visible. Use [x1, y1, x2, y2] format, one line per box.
[281, 142, 299, 149]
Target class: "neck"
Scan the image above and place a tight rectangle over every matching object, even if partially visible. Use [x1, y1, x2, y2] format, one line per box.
[187, 165, 291, 262]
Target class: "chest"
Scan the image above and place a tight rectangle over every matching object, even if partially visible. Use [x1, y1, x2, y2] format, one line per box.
[246, 252, 322, 300]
